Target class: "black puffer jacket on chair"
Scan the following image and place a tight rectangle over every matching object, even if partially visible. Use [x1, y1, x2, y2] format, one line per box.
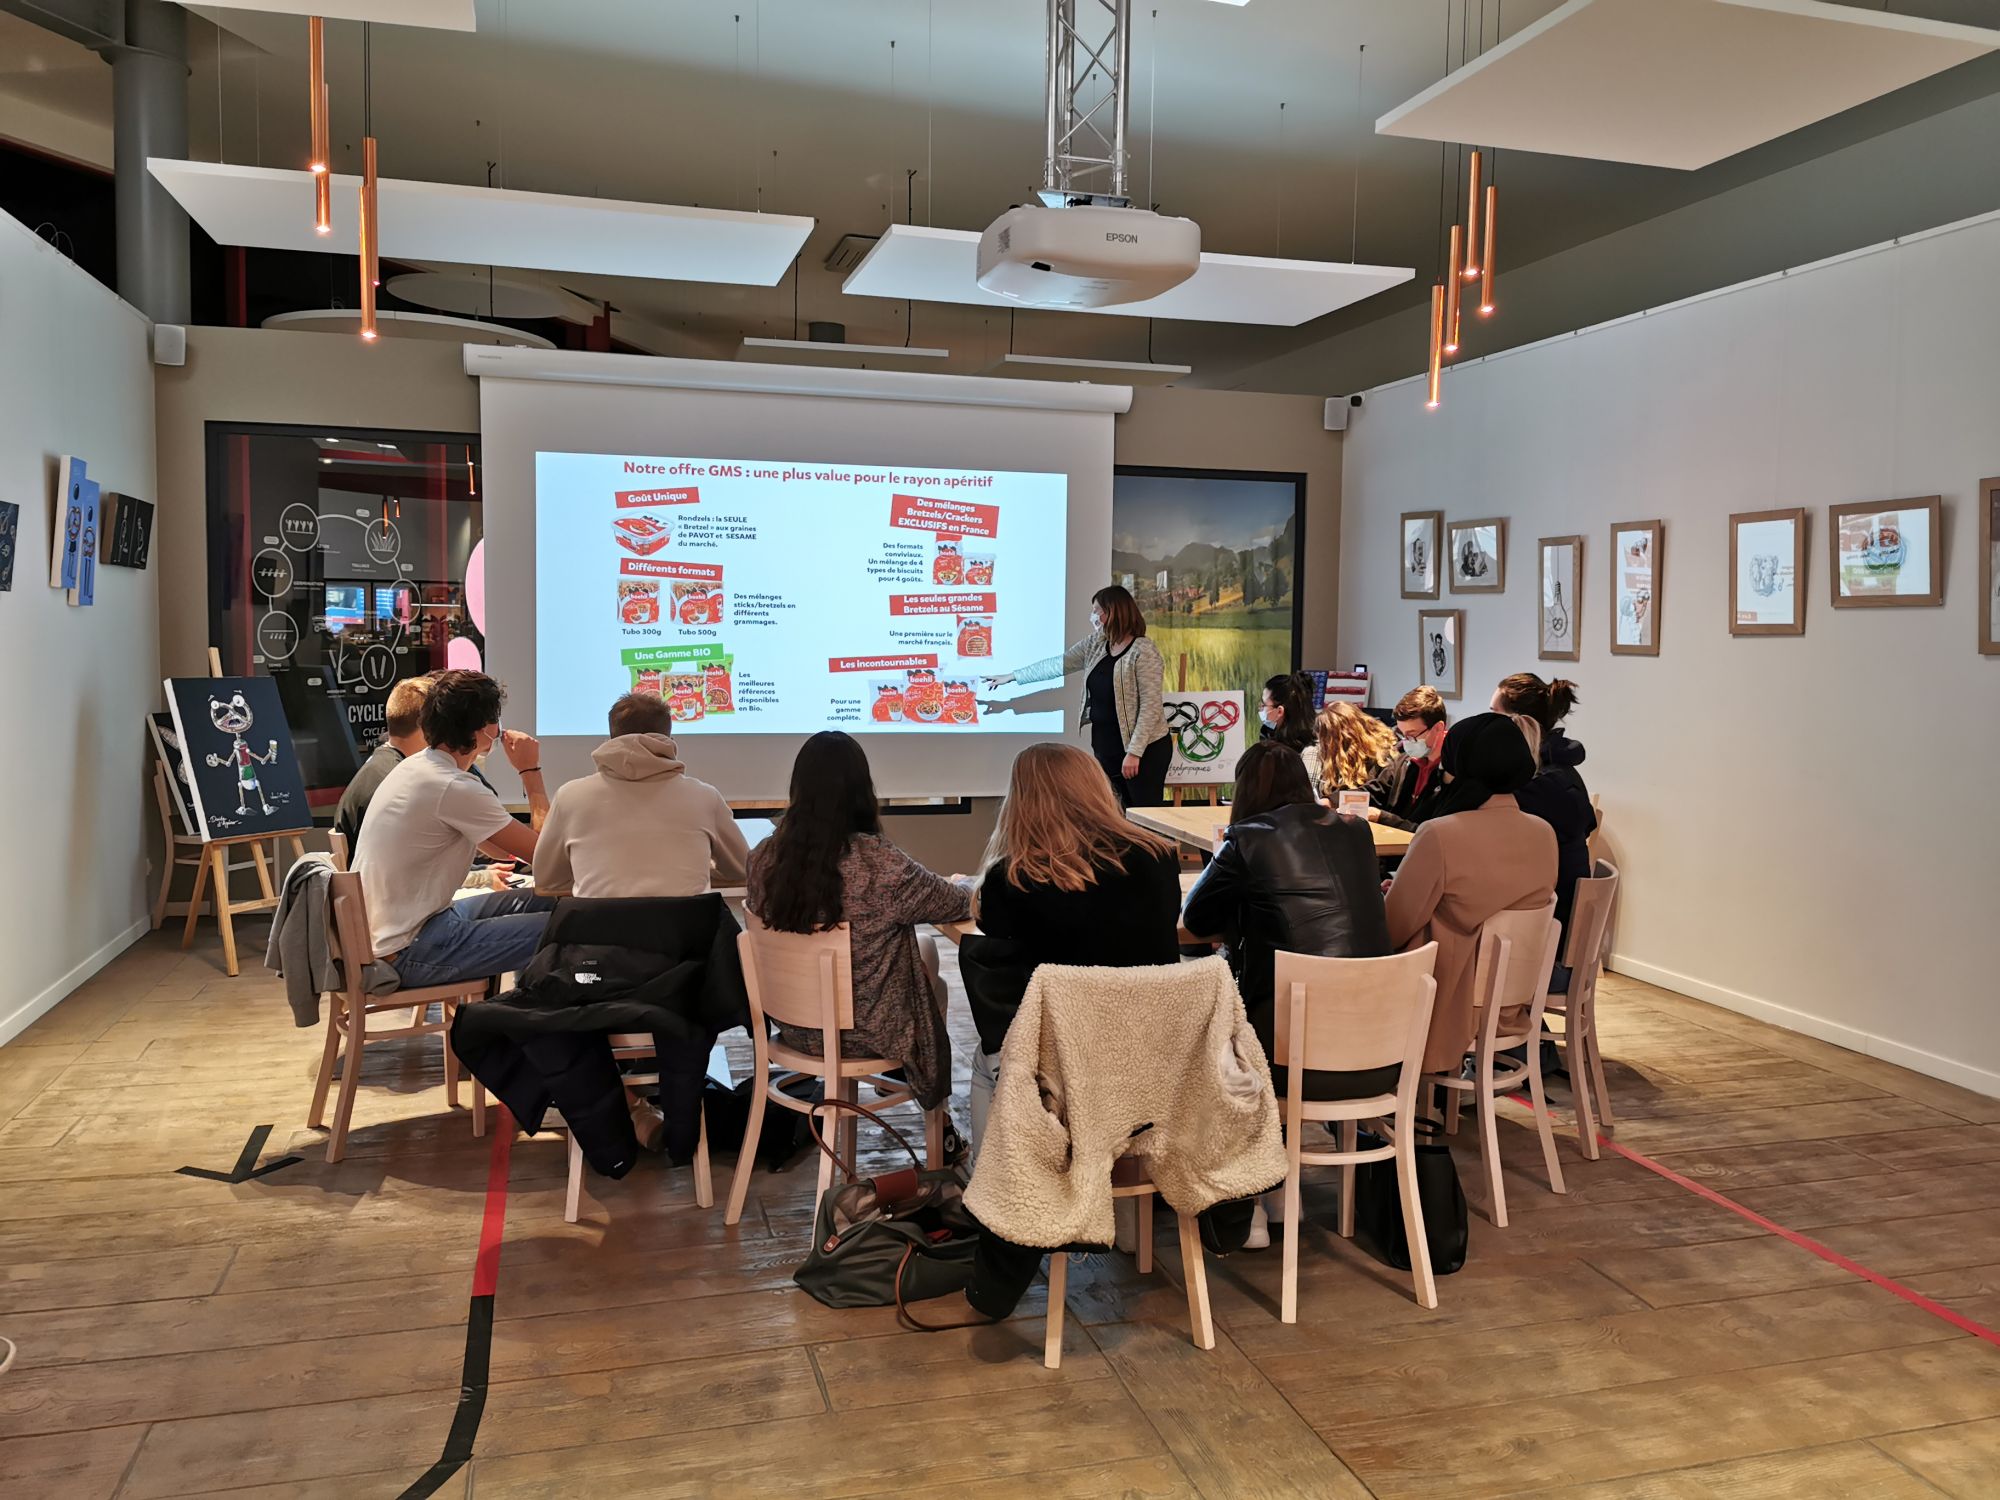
[450, 894, 748, 1176]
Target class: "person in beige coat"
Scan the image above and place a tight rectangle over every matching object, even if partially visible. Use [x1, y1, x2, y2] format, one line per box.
[533, 694, 749, 901]
[1385, 714, 1557, 1073]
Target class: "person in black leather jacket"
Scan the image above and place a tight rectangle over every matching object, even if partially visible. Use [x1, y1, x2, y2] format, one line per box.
[1182, 742, 1393, 1069]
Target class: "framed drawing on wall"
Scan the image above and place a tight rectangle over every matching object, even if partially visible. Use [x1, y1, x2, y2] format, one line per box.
[1982, 476, 1999, 655]
[1417, 608, 1463, 700]
[1728, 508, 1808, 637]
[1830, 496, 1941, 608]
[1538, 535, 1582, 661]
[1400, 510, 1442, 599]
[1448, 517, 1507, 593]
[1610, 519, 1662, 656]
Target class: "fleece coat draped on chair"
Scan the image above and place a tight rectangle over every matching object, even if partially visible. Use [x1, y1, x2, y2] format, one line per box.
[964, 956, 1287, 1250]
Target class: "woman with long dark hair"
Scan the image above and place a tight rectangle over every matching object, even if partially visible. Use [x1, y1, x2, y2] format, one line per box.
[984, 584, 1171, 807]
[746, 731, 970, 1110]
[1258, 672, 1315, 755]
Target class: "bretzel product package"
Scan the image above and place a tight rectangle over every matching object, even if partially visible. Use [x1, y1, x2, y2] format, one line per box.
[630, 667, 665, 696]
[902, 667, 943, 723]
[702, 659, 735, 715]
[964, 554, 994, 586]
[671, 581, 724, 625]
[932, 538, 963, 585]
[613, 514, 672, 556]
[941, 680, 979, 726]
[955, 614, 993, 658]
[666, 672, 706, 723]
[872, 680, 906, 723]
[618, 579, 659, 625]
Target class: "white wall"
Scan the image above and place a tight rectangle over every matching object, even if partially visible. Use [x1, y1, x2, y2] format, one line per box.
[1340, 212, 2000, 1098]
[0, 212, 161, 1044]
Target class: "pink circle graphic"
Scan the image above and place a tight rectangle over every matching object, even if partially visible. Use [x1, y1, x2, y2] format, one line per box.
[447, 635, 483, 672]
[465, 539, 487, 636]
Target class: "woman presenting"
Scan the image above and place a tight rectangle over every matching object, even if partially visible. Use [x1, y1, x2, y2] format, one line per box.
[984, 584, 1172, 807]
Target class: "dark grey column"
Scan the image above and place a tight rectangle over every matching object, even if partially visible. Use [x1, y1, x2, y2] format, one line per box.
[107, 0, 190, 323]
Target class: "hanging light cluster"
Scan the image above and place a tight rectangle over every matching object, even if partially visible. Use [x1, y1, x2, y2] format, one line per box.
[307, 17, 330, 235]
[359, 22, 379, 342]
[1423, 2, 1502, 410]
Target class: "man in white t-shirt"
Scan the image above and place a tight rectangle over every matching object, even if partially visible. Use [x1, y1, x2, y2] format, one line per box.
[353, 670, 556, 988]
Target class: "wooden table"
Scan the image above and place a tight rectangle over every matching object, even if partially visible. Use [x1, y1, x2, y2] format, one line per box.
[1127, 803, 1413, 857]
[937, 871, 1206, 947]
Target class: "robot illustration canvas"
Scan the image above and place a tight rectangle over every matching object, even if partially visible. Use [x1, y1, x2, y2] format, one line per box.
[163, 676, 312, 841]
[206, 693, 280, 815]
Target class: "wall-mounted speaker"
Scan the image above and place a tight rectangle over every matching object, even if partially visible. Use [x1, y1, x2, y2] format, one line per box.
[153, 324, 187, 367]
[1323, 393, 1363, 432]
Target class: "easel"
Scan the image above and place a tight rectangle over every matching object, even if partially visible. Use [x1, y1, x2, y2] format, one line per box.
[165, 648, 308, 976]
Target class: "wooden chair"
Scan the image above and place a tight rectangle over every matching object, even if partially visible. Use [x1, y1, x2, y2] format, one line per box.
[327, 829, 350, 872]
[1427, 899, 1564, 1228]
[1540, 860, 1621, 1156]
[1270, 945, 1442, 1319]
[724, 913, 945, 1227]
[562, 1034, 714, 1222]
[308, 871, 495, 1163]
[1042, 1154, 1215, 1367]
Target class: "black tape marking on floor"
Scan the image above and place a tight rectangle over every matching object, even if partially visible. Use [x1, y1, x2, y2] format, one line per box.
[395, 1293, 494, 1500]
[176, 1123, 303, 1183]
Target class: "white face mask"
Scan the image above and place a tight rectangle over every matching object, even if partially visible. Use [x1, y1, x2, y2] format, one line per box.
[1260, 710, 1279, 730]
[1401, 735, 1431, 760]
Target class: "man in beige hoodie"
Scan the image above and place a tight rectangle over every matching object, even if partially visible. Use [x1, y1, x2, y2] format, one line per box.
[533, 693, 751, 899]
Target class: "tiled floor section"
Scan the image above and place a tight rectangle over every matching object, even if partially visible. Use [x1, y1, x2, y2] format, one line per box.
[2, 931, 1998, 1497]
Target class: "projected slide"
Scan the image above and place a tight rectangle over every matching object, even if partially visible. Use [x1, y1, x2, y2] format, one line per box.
[535, 452, 1070, 737]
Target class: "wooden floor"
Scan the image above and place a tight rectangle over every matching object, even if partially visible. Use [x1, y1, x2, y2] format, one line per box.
[4, 932, 2000, 1499]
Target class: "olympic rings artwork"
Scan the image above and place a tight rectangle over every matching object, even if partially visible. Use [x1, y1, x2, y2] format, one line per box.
[1164, 694, 1243, 768]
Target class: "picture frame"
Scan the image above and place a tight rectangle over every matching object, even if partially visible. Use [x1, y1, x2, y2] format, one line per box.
[1829, 496, 1942, 609]
[1400, 510, 1442, 599]
[1537, 535, 1582, 662]
[1728, 507, 1808, 637]
[1417, 608, 1464, 700]
[1448, 517, 1507, 593]
[1610, 519, 1663, 657]
[1981, 476, 1999, 656]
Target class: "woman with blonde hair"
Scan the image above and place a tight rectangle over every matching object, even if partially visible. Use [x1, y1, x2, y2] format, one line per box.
[1301, 701, 1399, 801]
[959, 742, 1181, 1150]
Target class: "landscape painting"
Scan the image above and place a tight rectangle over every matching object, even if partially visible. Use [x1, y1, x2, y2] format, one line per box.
[1111, 467, 1304, 702]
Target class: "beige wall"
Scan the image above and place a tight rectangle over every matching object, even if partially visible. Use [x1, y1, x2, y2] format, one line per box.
[152, 328, 479, 676]
[1114, 385, 1343, 669]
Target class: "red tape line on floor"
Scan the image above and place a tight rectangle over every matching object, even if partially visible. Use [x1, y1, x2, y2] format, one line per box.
[1502, 1092, 2000, 1347]
[397, 1107, 514, 1500]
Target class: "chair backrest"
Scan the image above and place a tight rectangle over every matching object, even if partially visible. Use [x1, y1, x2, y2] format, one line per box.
[1271, 945, 1440, 1076]
[326, 871, 376, 996]
[1471, 898, 1561, 1041]
[1563, 859, 1620, 971]
[327, 829, 350, 873]
[738, 908, 856, 1036]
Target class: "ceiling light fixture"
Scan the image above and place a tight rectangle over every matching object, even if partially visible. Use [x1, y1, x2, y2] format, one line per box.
[1443, 222, 1463, 355]
[1479, 181, 1497, 316]
[308, 17, 330, 234]
[1461, 148, 1482, 280]
[358, 23, 378, 342]
[1426, 284, 1444, 409]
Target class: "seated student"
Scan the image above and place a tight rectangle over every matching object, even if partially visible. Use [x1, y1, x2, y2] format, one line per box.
[1365, 685, 1450, 831]
[1301, 700, 1399, 802]
[1183, 740, 1392, 1247]
[746, 731, 969, 1112]
[1493, 673, 1596, 958]
[533, 692, 750, 900]
[962, 742, 1182, 1149]
[1258, 672, 1316, 755]
[335, 674, 550, 855]
[1384, 714, 1557, 1074]
[353, 669, 554, 988]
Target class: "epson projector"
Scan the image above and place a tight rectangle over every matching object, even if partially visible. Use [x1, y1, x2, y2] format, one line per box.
[976, 203, 1201, 309]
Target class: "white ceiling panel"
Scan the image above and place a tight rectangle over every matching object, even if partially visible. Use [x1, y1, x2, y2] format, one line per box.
[148, 158, 815, 286]
[185, 1, 476, 31]
[841, 225, 1412, 327]
[1376, 0, 2000, 171]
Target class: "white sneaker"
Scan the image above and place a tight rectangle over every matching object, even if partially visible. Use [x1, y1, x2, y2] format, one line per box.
[1243, 1200, 1271, 1251]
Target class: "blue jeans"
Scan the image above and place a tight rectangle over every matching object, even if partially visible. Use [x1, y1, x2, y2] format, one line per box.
[389, 889, 556, 989]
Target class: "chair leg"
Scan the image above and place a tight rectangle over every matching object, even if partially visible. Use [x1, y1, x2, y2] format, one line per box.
[723, 1075, 768, 1227]
[441, 1005, 463, 1111]
[180, 844, 211, 950]
[812, 1100, 840, 1226]
[326, 1001, 365, 1165]
[923, 1106, 944, 1172]
[1395, 1122, 1439, 1309]
[1527, 1040, 1567, 1196]
[1177, 1208, 1215, 1350]
[307, 1005, 342, 1129]
[151, 845, 174, 931]
[1588, 1014, 1616, 1131]
[1338, 1119, 1359, 1239]
[692, 1105, 714, 1209]
[565, 1129, 584, 1224]
[835, 1079, 859, 1177]
[1044, 1252, 1069, 1369]
[1281, 1145, 1303, 1324]
[1477, 1062, 1508, 1229]
[1566, 1023, 1601, 1162]
[1135, 1192, 1154, 1276]
[1445, 1085, 1462, 1136]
